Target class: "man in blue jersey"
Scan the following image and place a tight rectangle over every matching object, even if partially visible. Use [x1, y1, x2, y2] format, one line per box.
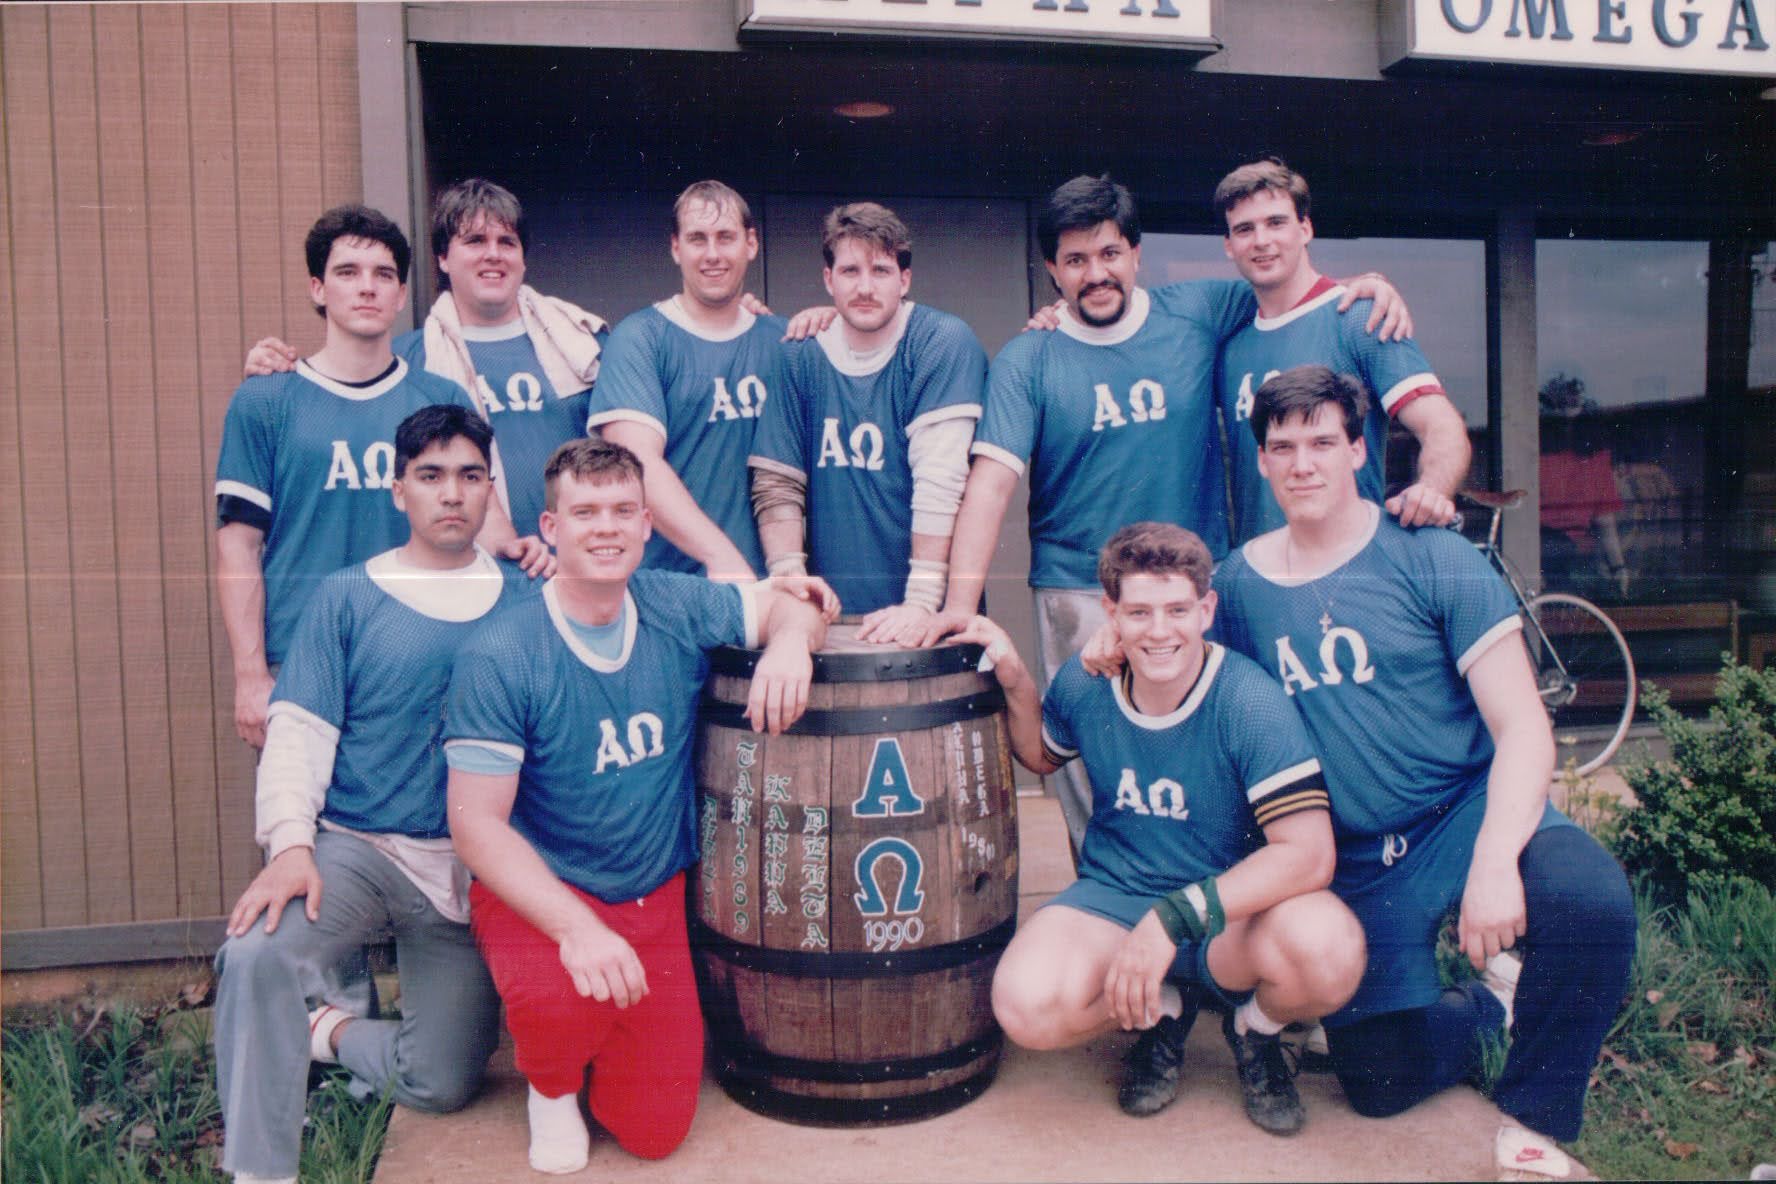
[1214, 159, 1471, 543]
[749, 202, 987, 637]
[587, 181, 786, 581]
[1206, 367, 1633, 1179]
[245, 178, 596, 566]
[216, 205, 482, 752]
[924, 175, 1407, 853]
[444, 438, 831, 1173]
[957, 522, 1362, 1134]
[213, 405, 527, 1184]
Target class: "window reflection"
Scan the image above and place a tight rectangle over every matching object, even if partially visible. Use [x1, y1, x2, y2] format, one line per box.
[1536, 239, 1711, 604]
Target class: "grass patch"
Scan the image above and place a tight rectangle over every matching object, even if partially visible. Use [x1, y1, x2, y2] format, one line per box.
[2, 999, 393, 1183]
[1573, 879, 1776, 1180]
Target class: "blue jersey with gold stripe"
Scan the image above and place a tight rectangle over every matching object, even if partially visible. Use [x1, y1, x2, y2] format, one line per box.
[1040, 644, 1325, 899]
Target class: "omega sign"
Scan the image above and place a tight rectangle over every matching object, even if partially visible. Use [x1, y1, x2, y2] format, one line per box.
[1384, 0, 1775, 75]
[740, 0, 1217, 49]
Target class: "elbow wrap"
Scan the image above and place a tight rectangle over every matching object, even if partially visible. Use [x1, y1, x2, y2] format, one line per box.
[751, 465, 807, 522]
[907, 416, 974, 537]
[903, 558, 948, 613]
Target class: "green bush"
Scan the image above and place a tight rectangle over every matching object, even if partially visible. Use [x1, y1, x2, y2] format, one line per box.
[1613, 657, 1776, 905]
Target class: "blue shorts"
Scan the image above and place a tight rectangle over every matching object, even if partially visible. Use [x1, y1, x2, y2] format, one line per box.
[1043, 877, 1251, 1010]
[1328, 791, 1572, 1027]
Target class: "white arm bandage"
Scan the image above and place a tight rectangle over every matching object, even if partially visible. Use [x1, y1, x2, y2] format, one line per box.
[904, 557, 948, 612]
[255, 703, 339, 859]
[907, 414, 975, 538]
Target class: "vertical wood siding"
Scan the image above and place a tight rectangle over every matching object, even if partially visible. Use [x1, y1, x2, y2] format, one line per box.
[0, 3, 363, 938]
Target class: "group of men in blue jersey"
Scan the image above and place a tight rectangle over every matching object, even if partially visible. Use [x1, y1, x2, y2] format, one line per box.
[211, 159, 1631, 1181]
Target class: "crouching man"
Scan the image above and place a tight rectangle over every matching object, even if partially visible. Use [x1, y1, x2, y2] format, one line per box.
[958, 522, 1364, 1136]
[443, 438, 833, 1173]
[214, 405, 530, 1184]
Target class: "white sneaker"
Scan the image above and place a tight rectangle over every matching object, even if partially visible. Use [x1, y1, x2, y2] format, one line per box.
[1481, 951, 1522, 1034]
[1495, 1122, 1572, 1179]
[307, 1004, 349, 1065]
[527, 1085, 590, 1175]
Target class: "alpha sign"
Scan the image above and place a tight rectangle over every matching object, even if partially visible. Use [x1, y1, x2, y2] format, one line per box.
[740, 0, 1218, 49]
[1383, 0, 1775, 75]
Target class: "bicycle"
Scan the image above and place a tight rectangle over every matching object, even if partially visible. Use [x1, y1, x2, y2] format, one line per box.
[1460, 489, 1638, 775]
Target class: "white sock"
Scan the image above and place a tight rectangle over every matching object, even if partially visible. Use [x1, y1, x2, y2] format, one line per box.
[235, 1175, 297, 1184]
[1234, 997, 1285, 1037]
[1158, 983, 1185, 1020]
[526, 1085, 590, 1175]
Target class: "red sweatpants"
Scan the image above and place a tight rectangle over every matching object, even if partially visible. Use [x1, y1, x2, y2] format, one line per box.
[469, 873, 702, 1160]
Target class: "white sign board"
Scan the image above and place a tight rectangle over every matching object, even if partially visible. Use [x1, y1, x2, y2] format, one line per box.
[1383, 0, 1776, 76]
[740, 0, 1218, 49]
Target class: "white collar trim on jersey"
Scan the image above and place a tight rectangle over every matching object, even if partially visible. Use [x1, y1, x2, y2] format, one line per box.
[655, 295, 757, 343]
[1111, 642, 1225, 730]
[1241, 501, 1382, 586]
[296, 356, 409, 401]
[1057, 286, 1150, 347]
[365, 545, 504, 622]
[457, 317, 528, 343]
[1254, 283, 1346, 332]
[543, 579, 637, 671]
[814, 301, 912, 377]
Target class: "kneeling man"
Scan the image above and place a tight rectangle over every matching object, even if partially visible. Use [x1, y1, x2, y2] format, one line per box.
[1210, 366, 1635, 1178]
[215, 405, 529, 1184]
[960, 522, 1363, 1136]
[444, 438, 831, 1172]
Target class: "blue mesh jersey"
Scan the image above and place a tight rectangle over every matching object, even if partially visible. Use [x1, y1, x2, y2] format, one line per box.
[585, 300, 785, 577]
[750, 302, 986, 614]
[1211, 515, 1527, 842]
[444, 571, 759, 902]
[271, 547, 534, 839]
[395, 320, 605, 537]
[214, 359, 477, 666]
[1041, 646, 1327, 899]
[1219, 281, 1444, 543]
[972, 281, 1254, 589]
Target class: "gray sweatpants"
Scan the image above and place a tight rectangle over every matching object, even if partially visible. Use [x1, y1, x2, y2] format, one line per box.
[213, 831, 500, 1179]
[1032, 587, 1109, 858]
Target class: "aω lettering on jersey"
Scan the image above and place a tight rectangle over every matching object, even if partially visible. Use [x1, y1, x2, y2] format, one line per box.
[854, 836, 926, 952]
[1275, 627, 1377, 697]
[1112, 768, 1190, 820]
[323, 440, 396, 490]
[1091, 379, 1168, 432]
[816, 417, 887, 470]
[708, 374, 768, 422]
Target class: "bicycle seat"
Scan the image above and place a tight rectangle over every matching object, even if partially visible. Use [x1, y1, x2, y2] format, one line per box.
[1460, 488, 1527, 510]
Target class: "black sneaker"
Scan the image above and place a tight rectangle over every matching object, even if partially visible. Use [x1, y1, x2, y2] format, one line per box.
[1117, 995, 1201, 1117]
[1222, 1009, 1304, 1136]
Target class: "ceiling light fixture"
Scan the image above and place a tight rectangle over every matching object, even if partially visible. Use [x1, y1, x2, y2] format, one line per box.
[834, 100, 894, 119]
[1582, 128, 1641, 147]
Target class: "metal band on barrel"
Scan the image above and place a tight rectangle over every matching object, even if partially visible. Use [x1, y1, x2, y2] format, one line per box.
[707, 642, 988, 682]
[697, 688, 1006, 736]
[712, 1030, 1000, 1085]
[713, 1060, 1000, 1126]
[690, 915, 1016, 978]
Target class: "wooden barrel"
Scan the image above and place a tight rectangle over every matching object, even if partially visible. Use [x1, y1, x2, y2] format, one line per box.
[692, 625, 1020, 1125]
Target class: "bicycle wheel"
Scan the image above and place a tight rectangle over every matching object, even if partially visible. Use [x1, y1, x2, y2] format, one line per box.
[1524, 592, 1638, 776]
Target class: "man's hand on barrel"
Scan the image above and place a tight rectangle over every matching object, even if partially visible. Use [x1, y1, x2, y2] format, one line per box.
[768, 574, 842, 624]
[857, 602, 937, 647]
[559, 916, 649, 1008]
[748, 632, 815, 735]
[1103, 911, 1178, 1031]
[1079, 618, 1127, 679]
[950, 615, 1029, 688]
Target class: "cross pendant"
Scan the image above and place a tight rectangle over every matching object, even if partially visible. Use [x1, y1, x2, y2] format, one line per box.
[1319, 610, 1333, 634]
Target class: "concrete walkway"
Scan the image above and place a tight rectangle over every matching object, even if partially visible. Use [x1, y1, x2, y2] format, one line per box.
[374, 795, 1567, 1183]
